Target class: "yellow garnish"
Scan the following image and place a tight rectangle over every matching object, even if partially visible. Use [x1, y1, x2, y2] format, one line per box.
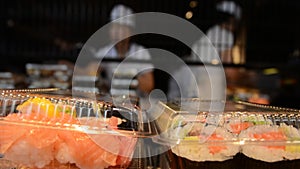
[286, 145, 300, 153]
[183, 136, 199, 141]
[17, 97, 76, 117]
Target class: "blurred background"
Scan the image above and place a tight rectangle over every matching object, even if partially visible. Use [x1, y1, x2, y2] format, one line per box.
[0, 0, 299, 108]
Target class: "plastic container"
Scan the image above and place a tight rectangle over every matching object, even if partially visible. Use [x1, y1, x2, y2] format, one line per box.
[26, 63, 71, 89]
[0, 90, 156, 169]
[150, 99, 300, 169]
[0, 72, 15, 89]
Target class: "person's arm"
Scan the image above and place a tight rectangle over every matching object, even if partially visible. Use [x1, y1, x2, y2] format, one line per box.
[137, 70, 154, 95]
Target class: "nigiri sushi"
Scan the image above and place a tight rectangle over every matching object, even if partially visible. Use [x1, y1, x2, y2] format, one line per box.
[0, 97, 137, 169]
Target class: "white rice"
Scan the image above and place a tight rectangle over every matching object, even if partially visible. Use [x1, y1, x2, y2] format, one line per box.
[5, 139, 54, 168]
[241, 145, 285, 162]
[55, 142, 76, 164]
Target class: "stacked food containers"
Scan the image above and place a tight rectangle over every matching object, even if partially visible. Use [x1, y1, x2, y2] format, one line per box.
[0, 72, 15, 89]
[26, 64, 71, 89]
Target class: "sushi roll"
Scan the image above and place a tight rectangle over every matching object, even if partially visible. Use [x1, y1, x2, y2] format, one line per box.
[170, 125, 239, 162]
[167, 115, 240, 169]
[224, 113, 273, 134]
[239, 123, 300, 169]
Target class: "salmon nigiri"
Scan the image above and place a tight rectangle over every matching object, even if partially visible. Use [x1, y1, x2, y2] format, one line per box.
[57, 130, 116, 169]
[0, 97, 137, 169]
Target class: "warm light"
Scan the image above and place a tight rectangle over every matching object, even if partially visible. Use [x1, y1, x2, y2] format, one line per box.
[185, 11, 193, 19]
[232, 45, 241, 64]
[263, 68, 279, 75]
[211, 59, 220, 65]
[189, 1, 198, 8]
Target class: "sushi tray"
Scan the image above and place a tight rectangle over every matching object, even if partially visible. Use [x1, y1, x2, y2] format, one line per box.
[0, 90, 157, 169]
[149, 99, 300, 169]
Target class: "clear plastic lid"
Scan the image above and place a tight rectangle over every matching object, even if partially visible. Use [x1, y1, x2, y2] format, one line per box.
[150, 99, 300, 145]
[0, 89, 156, 168]
[149, 99, 300, 162]
[0, 90, 155, 137]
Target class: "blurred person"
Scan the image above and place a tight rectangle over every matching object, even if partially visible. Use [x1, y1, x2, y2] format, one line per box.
[167, 1, 242, 100]
[94, 4, 154, 99]
[190, 1, 242, 64]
